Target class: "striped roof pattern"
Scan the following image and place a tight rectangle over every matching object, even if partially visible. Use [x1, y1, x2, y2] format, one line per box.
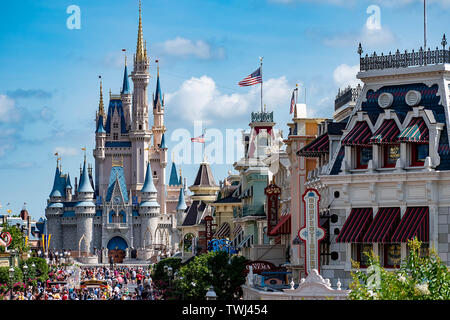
[213, 223, 231, 238]
[398, 117, 429, 143]
[391, 207, 429, 243]
[297, 134, 329, 157]
[336, 208, 373, 243]
[369, 119, 400, 144]
[342, 121, 372, 147]
[362, 207, 400, 243]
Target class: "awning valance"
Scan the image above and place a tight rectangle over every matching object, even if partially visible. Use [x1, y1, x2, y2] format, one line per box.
[342, 121, 373, 147]
[238, 234, 253, 248]
[362, 207, 401, 243]
[397, 118, 429, 143]
[297, 134, 329, 157]
[336, 208, 373, 243]
[233, 224, 242, 237]
[391, 207, 429, 243]
[370, 119, 400, 144]
[213, 223, 230, 238]
[268, 214, 291, 236]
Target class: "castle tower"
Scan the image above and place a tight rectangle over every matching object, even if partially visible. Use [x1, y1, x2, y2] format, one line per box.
[176, 186, 187, 227]
[46, 160, 65, 250]
[129, 0, 152, 196]
[95, 79, 106, 196]
[121, 55, 132, 130]
[139, 162, 160, 248]
[75, 154, 96, 254]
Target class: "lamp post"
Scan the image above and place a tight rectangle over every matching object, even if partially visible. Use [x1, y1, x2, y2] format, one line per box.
[205, 286, 217, 300]
[8, 267, 14, 300]
[37, 250, 41, 258]
[23, 264, 28, 287]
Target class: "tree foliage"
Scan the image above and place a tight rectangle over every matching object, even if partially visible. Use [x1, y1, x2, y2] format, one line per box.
[177, 251, 248, 300]
[0, 223, 29, 253]
[349, 239, 450, 300]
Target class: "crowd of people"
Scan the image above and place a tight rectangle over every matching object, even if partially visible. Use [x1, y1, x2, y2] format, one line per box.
[2, 264, 159, 300]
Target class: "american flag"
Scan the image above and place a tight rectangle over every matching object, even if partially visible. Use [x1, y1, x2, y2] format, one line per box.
[191, 133, 205, 143]
[290, 88, 298, 114]
[238, 67, 262, 87]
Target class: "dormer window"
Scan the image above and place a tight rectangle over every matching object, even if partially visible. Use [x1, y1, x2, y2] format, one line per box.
[356, 146, 372, 169]
[411, 143, 428, 166]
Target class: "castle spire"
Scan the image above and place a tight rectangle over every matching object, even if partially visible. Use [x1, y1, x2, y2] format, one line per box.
[121, 56, 130, 95]
[98, 76, 105, 116]
[78, 154, 94, 193]
[136, 0, 145, 62]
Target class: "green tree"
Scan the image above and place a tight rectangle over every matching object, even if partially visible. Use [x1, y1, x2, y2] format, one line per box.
[0, 223, 29, 253]
[177, 251, 248, 300]
[0, 266, 23, 285]
[20, 257, 49, 283]
[151, 257, 183, 300]
[349, 238, 450, 300]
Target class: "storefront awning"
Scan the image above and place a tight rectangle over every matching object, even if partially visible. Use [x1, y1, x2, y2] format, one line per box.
[370, 119, 400, 144]
[268, 214, 291, 236]
[213, 223, 230, 238]
[233, 224, 242, 237]
[391, 207, 429, 242]
[336, 208, 373, 242]
[362, 207, 401, 243]
[397, 117, 429, 143]
[297, 134, 329, 157]
[342, 121, 373, 147]
[238, 234, 253, 248]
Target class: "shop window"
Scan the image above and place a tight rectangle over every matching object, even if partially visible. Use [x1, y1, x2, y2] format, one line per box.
[411, 143, 428, 166]
[356, 146, 372, 169]
[352, 243, 372, 268]
[383, 244, 401, 268]
[407, 242, 429, 258]
[383, 144, 400, 168]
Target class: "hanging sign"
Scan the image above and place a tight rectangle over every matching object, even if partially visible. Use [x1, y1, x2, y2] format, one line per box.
[298, 188, 326, 275]
[204, 216, 213, 245]
[265, 181, 281, 236]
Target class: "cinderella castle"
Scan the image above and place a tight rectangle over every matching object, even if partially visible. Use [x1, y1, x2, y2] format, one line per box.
[44, 2, 188, 263]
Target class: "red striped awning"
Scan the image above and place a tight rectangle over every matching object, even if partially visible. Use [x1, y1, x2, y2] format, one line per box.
[362, 207, 401, 243]
[342, 121, 372, 147]
[370, 120, 400, 144]
[336, 208, 373, 242]
[398, 118, 429, 143]
[268, 214, 291, 236]
[391, 207, 429, 242]
[297, 134, 329, 157]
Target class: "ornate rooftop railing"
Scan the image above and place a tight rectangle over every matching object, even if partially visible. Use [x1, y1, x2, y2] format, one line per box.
[251, 111, 274, 123]
[359, 34, 450, 71]
[335, 84, 362, 110]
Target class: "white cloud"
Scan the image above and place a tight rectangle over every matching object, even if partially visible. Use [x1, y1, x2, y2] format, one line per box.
[0, 95, 18, 123]
[333, 64, 362, 88]
[324, 24, 396, 48]
[165, 76, 291, 125]
[53, 147, 79, 157]
[156, 37, 225, 60]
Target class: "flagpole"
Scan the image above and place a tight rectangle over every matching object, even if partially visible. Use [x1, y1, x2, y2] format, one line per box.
[424, 0, 427, 49]
[260, 57, 263, 113]
[203, 128, 206, 162]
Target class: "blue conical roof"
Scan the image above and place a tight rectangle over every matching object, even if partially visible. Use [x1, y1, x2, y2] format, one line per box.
[159, 133, 167, 149]
[168, 162, 179, 186]
[65, 173, 72, 189]
[121, 65, 130, 94]
[49, 166, 65, 197]
[154, 72, 162, 108]
[78, 157, 94, 193]
[141, 162, 157, 193]
[176, 187, 187, 211]
[96, 115, 106, 133]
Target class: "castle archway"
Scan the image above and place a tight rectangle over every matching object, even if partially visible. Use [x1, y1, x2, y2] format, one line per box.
[107, 236, 128, 263]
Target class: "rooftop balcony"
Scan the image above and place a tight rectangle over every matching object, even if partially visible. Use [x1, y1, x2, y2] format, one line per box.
[358, 35, 450, 72]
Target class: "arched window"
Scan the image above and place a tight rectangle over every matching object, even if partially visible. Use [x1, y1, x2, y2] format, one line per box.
[183, 233, 194, 252]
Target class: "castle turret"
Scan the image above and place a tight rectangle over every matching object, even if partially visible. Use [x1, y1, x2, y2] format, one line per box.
[65, 173, 73, 201]
[75, 155, 96, 254]
[176, 186, 187, 227]
[139, 162, 160, 248]
[121, 56, 132, 130]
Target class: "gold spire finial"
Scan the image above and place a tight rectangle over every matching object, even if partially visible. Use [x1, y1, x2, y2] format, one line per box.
[136, 0, 145, 62]
[98, 76, 105, 116]
[156, 59, 160, 77]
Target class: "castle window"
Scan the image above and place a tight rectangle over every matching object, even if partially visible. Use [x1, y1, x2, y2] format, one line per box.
[113, 133, 118, 140]
[113, 123, 119, 129]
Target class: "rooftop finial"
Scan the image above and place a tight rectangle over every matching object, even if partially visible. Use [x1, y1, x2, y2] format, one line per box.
[98, 76, 104, 116]
[136, 0, 145, 62]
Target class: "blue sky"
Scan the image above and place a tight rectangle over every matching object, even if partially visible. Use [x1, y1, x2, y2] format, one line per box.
[0, 0, 449, 219]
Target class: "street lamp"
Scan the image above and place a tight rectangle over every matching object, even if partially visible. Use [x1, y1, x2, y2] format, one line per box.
[37, 250, 41, 258]
[205, 286, 217, 300]
[23, 264, 28, 285]
[8, 267, 14, 300]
